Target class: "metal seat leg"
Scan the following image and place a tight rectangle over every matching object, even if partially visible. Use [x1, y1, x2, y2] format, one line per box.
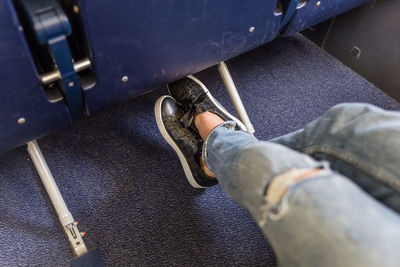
[218, 61, 255, 134]
[27, 140, 88, 257]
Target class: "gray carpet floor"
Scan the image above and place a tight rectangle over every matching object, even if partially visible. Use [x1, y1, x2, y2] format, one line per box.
[0, 34, 399, 266]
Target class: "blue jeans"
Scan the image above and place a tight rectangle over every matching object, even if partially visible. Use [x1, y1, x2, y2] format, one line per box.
[202, 103, 400, 267]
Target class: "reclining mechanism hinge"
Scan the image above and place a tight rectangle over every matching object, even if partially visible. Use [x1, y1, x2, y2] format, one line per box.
[20, 0, 90, 120]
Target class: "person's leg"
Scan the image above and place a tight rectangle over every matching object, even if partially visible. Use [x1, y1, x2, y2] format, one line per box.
[269, 103, 400, 212]
[161, 77, 400, 266]
[200, 114, 400, 267]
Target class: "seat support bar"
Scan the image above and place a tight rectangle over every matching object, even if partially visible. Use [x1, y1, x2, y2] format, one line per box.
[27, 140, 88, 257]
[218, 62, 255, 134]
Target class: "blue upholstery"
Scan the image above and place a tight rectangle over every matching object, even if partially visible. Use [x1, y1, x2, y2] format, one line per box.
[80, 0, 282, 113]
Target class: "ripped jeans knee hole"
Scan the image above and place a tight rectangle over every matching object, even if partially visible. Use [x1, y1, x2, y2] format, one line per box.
[258, 168, 323, 227]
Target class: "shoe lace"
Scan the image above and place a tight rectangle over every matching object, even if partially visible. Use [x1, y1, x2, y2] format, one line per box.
[180, 92, 207, 128]
[166, 116, 199, 144]
[185, 81, 200, 102]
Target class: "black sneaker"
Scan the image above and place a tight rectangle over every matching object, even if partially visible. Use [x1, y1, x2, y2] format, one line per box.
[155, 95, 218, 188]
[168, 75, 246, 131]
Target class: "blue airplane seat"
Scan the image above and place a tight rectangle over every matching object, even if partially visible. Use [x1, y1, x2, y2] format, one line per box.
[0, 0, 371, 154]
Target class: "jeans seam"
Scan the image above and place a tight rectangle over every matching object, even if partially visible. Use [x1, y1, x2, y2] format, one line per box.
[303, 144, 400, 193]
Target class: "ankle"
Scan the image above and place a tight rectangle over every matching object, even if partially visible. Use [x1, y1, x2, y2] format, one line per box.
[194, 112, 225, 140]
[200, 156, 216, 178]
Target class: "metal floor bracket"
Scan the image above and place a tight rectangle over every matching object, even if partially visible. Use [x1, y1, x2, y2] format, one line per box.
[218, 62, 255, 134]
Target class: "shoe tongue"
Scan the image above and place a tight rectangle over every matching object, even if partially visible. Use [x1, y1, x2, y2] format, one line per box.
[180, 108, 195, 128]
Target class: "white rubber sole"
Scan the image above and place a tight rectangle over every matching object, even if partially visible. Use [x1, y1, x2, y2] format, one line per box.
[168, 75, 247, 131]
[155, 95, 205, 189]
